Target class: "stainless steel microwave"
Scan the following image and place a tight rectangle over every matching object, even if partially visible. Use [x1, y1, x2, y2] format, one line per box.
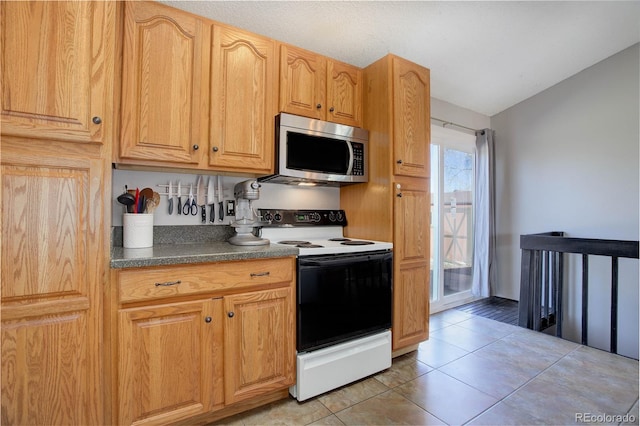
[259, 113, 369, 186]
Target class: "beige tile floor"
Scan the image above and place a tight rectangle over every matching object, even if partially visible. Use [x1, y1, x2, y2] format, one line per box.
[213, 309, 639, 425]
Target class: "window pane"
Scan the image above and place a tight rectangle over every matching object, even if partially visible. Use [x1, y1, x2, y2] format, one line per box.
[442, 148, 473, 296]
[430, 144, 439, 302]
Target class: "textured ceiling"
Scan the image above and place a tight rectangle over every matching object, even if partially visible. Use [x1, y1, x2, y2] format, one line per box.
[160, 1, 640, 116]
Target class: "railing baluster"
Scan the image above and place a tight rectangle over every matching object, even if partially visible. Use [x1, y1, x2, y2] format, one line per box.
[611, 256, 619, 354]
[532, 250, 542, 331]
[518, 249, 533, 328]
[557, 251, 564, 338]
[582, 254, 589, 346]
[543, 250, 550, 326]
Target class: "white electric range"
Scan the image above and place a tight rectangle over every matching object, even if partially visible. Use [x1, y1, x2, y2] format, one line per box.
[258, 209, 393, 401]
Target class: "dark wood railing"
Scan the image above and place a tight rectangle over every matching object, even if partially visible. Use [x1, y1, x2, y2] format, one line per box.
[519, 232, 639, 354]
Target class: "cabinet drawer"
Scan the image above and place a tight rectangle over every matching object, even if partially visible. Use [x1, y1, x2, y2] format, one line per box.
[117, 258, 294, 303]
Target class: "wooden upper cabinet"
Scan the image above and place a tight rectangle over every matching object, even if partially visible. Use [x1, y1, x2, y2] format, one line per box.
[279, 44, 326, 121]
[119, 1, 210, 166]
[279, 44, 362, 127]
[209, 25, 276, 174]
[392, 57, 430, 178]
[326, 59, 363, 127]
[0, 1, 114, 144]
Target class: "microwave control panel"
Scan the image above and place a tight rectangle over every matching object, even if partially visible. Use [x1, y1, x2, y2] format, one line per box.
[351, 142, 365, 176]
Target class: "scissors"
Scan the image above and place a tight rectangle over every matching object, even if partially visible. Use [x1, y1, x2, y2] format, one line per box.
[183, 183, 198, 215]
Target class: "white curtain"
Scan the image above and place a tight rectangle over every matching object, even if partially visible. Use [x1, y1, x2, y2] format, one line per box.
[472, 129, 497, 297]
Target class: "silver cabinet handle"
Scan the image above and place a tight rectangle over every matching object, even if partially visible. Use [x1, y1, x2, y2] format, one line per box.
[154, 280, 182, 287]
[250, 271, 270, 277]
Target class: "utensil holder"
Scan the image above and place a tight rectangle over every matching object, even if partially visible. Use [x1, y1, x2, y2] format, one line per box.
[123, 213, 154, 248]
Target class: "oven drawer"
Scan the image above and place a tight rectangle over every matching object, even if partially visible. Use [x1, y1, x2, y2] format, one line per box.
[117, 257, 294, 303]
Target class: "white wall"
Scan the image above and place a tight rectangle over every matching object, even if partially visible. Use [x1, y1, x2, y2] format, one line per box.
[491, 44, 639, 358]
[431, 97, 491, 133]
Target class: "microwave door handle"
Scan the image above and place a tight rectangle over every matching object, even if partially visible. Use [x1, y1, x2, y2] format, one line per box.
[346, 141, 354, 175]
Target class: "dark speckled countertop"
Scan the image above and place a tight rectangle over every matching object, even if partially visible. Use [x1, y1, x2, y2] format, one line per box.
[110, 225, 298, 269]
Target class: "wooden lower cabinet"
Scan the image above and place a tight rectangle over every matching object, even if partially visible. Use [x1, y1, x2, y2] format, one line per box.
[223, 287, 295, 404]
[1, 139, 107, 425]
[392, 178, 430, 349]
[118, 298, 224, 425]
[392, 262, 430, 349]
[112, 257, 296, 425]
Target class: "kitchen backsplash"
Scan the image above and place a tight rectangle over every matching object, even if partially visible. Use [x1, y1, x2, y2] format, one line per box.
[112, 169, 340, 226]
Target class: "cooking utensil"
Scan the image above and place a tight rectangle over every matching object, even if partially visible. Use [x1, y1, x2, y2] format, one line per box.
[139, 187, 153, 214]
[217, 176, 224, 221]
[144, 191, 160, 214]
[133, 188, 140, 214]
[168, 181, 174, 215]
[145, 197, 156, 213]
[177, 181, 182, 215]
[207, 177, 215, 223]
[140, 187, 153, 201]
[117, 192, 136, 214]
[196, 175, 206, 223]
[183, 183, 197, 215]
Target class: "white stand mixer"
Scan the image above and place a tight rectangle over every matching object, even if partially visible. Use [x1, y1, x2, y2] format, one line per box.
[228, 180, 270, 246]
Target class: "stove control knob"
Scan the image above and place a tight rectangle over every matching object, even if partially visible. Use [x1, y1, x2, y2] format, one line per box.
[336, 211, 344, 222]
[312, 212, 321, 222]
[263, 212, 273, 222]
[274, 213, 282, 222]
[328, 211, 336, 221]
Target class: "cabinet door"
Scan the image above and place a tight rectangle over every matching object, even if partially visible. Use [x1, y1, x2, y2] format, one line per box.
[326, 59, 362, 127]
[210, 25, 276, 174]
[1, 1, 114, 144]
[393, 262, 430, 350]
[118, 298, 223, 425]
[224, 287, 295, 404]
[119, 1, 210, 166]
[1, 142, 106, 425]
[279, 44, 326, 120]
[392, 57, 430, 178]
[392, 179, 430, 349]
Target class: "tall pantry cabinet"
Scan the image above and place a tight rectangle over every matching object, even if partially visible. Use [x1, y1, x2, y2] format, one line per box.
[0, 1, 115, 424]
[341, 54, 431, 352]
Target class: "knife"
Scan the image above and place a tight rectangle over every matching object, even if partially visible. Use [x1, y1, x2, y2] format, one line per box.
[177, 181, 182, 215]
[196, 175, 206, 223]
[207, 176, 215, 223]
[217, 176, 224, 222]
[168, 181, 174, 215]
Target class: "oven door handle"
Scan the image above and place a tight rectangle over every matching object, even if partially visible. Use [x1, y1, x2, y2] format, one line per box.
[299, 252, 392, 267]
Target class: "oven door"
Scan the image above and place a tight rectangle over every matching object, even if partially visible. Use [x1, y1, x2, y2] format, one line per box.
[297, 250, 392, 352]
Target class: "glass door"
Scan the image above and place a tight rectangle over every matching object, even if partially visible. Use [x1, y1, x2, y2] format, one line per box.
[430, 126, 476, 311]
